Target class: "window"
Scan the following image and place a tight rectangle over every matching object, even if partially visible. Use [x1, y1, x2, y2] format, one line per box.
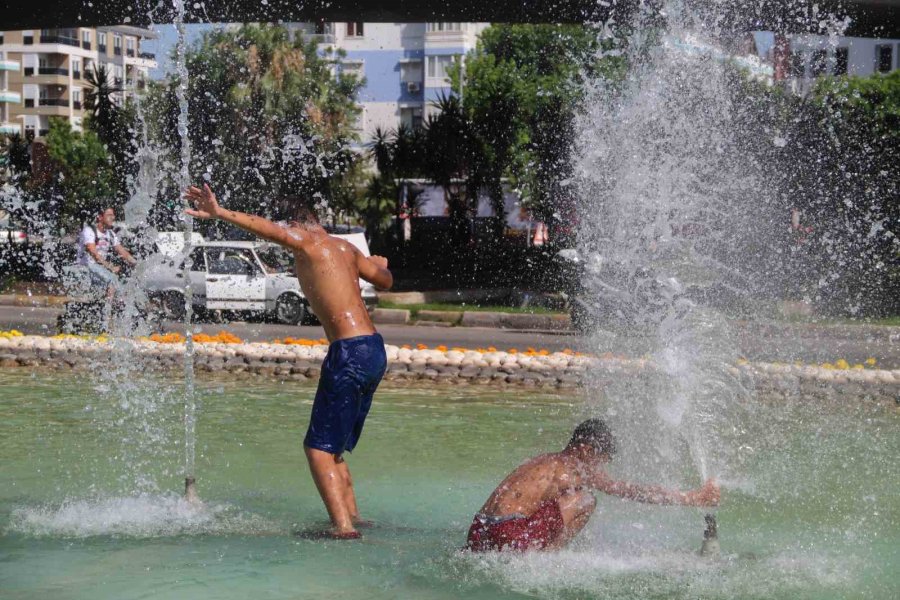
[72, 89, 81, 102]
[400, 61, 423, 82]
[81, 29, 90, 49]
[810, 50, 827, 77]
[314, 21, 327, 35]
[98, 32, 107, 53]
[427, 55, 459, 79]
[0, 34, 4, 45]
[346, 22, 364, 37]
[126, 37, 135, 56]
[876, 44, 893, 73]
[207, 249, 259, 276]
[834, 47, 848, 75]
[789, 51, 805, 78]
[72, 57, 81, 78]
[114, 34, 122, 55]
[427, 23, 462, 32]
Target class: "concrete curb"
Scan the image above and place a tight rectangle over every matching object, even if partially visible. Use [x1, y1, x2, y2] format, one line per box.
[0, 294, 69, 307]
[0, 334, 896, 404]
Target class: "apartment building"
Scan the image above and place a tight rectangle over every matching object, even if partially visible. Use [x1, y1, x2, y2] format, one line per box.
[288, 22, 489, 141]
[771, 33, 900, 93]
[0, 26, 157, 138]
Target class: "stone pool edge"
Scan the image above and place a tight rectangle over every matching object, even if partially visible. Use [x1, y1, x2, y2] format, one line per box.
[0, 335, 897, 405]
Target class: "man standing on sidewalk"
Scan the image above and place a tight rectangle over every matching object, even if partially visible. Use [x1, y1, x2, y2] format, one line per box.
[184, 184, 393, 539]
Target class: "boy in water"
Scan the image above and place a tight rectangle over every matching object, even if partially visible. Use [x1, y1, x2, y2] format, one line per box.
[185, 184, 392, 539]
[466, 419, 720, 552]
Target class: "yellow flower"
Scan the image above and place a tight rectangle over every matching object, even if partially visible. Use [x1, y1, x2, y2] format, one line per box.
[865, 358, 877, 366]
[834, 359, 850, 370]
[821, 363, 835, 370]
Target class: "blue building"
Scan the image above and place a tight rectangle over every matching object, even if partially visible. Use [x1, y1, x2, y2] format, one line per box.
[288, 22, 489, 142]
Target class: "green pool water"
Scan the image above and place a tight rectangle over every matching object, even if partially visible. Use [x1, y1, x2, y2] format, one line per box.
[0, 369, 897, 599]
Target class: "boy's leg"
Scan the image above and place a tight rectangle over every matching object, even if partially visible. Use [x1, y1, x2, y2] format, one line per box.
[334, 457, 361, 522]
[544, 490, 596, 550]
[304, 446, 356, 534]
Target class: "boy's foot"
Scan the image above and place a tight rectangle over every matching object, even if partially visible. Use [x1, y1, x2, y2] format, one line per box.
[294, 528, 362, 540]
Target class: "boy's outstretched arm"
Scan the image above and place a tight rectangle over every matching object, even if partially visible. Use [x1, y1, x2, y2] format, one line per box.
[184, 184, 303, 251]
[356, 250, 393, 291]
[590, 472, 719, 507]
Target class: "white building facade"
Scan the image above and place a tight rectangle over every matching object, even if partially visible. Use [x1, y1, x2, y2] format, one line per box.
[289, 22, 489, 142]
[0, 26, 157, 138]
[772, 32, 900, 93]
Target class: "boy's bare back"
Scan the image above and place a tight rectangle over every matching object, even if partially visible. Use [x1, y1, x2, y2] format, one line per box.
[479, 452, 582, 518]
[288, 226, 376, 341]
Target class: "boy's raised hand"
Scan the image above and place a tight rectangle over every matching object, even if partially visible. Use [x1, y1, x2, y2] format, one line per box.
[184, 183, 221, 220]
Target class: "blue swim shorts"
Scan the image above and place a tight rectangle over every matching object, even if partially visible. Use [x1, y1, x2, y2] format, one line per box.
[304, 333, 387, 455]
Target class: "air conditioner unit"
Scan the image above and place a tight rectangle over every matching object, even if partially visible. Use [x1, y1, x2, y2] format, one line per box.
[406, 81, 421, 93]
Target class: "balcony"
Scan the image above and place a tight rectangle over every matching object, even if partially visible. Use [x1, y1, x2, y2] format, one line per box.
[98, 44, 107, 54]
[0, 91, 21, 103]
[126, 49, 135, 57]
[73, 100, 82, 109]
[114, 47, 122, 56]
[24, 98, 34, 107]
[23, 36, 33, 45]
[82, 41, 91, 50]
[73, 70, 81, 79]
[38, 98, 68, 107]
[38, 67, 69, 76]
[24, 67, 34, 76]
[139, 51, 155, 60]
[0, 59, 20, 72]
[40, 35, 80, 47]
[0, 122, 20, 135]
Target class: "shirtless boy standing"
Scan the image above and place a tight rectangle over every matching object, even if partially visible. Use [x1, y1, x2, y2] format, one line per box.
[185, 184, 392, 539]
[466, 419, 720, 552]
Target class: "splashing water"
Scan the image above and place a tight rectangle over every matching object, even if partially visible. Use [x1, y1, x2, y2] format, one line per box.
[575, 1, 818, 488]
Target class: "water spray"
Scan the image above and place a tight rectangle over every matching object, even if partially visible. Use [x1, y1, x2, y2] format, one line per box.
[698, 513, 720, 558]
[173, 0, 198, 504]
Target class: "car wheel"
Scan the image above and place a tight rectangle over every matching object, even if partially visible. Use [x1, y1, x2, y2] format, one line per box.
[151, 291, 187, 322]
[275, 294, 306, 325]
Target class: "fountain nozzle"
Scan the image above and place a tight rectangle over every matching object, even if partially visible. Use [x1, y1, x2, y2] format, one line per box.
[699, 513, 720, 558]
[184, 476, 200, 505]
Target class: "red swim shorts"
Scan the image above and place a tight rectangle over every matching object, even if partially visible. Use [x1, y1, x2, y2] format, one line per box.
[466, 499, 564, 552]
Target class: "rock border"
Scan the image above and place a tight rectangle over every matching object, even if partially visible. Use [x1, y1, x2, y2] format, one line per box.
[0, 335, 897, 404]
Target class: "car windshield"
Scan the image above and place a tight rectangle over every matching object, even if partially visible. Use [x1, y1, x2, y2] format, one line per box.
[256, 246, 293, 274]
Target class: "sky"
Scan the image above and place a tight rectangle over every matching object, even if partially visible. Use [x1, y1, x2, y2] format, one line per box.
[141, 23, 213, 80]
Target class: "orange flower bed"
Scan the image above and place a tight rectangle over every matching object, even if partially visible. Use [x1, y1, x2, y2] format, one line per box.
[273, 337, 329, 346]
[149, 332, 186, 344]
[194, 331, 242, 344]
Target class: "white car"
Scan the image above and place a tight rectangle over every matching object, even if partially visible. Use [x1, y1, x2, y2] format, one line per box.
[0, 215, 27, 244]
[143, 235, 378, 324]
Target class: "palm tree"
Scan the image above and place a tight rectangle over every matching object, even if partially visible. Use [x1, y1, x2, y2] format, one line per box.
[367, 126, 393, 178]
[83, 64, 123, 146]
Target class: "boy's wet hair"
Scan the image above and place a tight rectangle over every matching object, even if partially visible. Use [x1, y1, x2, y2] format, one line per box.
[568, 418, 616, 456]
[272, 195, 319, 225]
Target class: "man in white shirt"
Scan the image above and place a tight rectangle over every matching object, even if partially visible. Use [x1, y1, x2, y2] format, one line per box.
[77, 207, 137, 299]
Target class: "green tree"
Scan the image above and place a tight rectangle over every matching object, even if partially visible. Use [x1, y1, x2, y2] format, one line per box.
[145, 24, 364, 233]
[83, 63, 136, 200]
[456, 24, 626, 243]
[44, 117, 117, 228]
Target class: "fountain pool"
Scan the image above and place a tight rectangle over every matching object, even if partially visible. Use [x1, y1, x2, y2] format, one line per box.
[1, 369, 897, 599]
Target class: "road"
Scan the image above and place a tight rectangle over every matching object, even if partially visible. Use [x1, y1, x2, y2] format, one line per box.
[1, 305, 897, 368]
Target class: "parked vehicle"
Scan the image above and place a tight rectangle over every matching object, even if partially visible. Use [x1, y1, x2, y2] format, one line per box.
[0, 214, 27, 244]
[142, 235, 378, 325]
